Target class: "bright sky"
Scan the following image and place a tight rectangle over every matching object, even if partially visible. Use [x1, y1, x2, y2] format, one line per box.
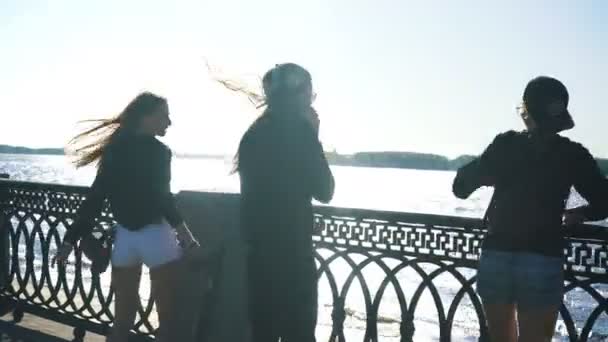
[1, 1, 607, 158]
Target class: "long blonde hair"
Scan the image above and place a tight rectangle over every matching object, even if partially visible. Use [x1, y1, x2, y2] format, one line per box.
[67, 92, 167, 168]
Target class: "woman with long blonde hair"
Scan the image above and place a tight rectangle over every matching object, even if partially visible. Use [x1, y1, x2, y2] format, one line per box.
[53, 92, 199, 342]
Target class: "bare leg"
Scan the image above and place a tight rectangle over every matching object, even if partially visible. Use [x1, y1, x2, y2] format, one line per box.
[150, 259, 182, 342]
[107, 265, 142, 342]
[483, 302, 517, 342]
[517, 305, 560, 342]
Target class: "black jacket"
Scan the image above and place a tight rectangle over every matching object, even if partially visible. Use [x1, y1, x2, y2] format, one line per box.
[453, 131, 608, 256]
[238, 114, 334, 259]
[65, 134, 183, 244]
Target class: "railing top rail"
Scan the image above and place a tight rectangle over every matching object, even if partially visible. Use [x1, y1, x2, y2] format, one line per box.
[2, 179, 608, 240]
[0, 178, 91, 193]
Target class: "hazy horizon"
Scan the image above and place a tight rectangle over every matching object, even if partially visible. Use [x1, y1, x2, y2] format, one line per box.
[1, 1, 607, 159]
[1, 142, 479, 159]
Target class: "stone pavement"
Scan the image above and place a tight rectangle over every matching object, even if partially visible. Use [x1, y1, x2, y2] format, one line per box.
[0, 313, 104, 342]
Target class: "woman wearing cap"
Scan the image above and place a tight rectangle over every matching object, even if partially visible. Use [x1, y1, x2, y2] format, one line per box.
[52, 92, 199, 342]
[453, 76, 608, 341]
[229, 63, 334, 341]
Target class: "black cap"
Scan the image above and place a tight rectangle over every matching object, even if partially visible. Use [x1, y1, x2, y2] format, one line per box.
[524, 76, 569, 107]
[523, 76, 574, 132]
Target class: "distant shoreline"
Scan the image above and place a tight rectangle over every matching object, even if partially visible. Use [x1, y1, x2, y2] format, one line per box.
[0, 145, 64, 156]
[0, 144, 475, 171]
[3, 144, 608, 174]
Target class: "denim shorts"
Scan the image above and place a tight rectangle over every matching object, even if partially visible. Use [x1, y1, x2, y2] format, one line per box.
[477, 249, 564, 308]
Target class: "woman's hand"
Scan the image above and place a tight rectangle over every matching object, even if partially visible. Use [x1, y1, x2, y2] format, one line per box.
[175, 222, 200, 250]
[308, 107, 320, 135]
[51, 241, 74, 268]
[563, 207, 586, 226]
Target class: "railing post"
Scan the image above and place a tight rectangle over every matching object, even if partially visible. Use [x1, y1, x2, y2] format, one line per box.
[194, 192, 250, 342]
[0, 174, 10, 316]
[332, 297, 346, 339]
[0, 174, 23, 324]
[72, 326, 86, 342]
[173, 191, 248, 342]
[0, 174, 10, 288]
[400, 312, 415, 342]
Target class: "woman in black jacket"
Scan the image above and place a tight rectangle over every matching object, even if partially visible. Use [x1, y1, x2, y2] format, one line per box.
[453, 76, 608, 342]
[53, 92, 199, 342]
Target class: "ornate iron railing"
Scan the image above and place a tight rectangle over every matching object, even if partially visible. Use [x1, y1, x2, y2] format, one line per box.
[1, 179, 608, 341]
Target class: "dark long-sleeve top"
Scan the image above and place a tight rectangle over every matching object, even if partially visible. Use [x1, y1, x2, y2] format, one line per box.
[238, 114, 335, 259]
[453, 130, 608, 256]
[64, 134, 183, 245]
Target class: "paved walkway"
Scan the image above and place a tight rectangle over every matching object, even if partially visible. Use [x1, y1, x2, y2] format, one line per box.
[0, 313, 104, 342]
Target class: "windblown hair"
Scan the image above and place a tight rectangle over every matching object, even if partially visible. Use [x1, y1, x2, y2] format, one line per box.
[67, 92, 167, 168]
[211, 63, 314, 172]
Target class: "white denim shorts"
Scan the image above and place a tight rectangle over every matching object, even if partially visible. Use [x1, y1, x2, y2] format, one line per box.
[111, 221, 182, 269]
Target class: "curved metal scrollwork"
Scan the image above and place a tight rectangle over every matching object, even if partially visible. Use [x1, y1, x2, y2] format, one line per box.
[312, 207, 608, 341]
[0, 181, 156, 340]
[1, 180, 608, 341]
